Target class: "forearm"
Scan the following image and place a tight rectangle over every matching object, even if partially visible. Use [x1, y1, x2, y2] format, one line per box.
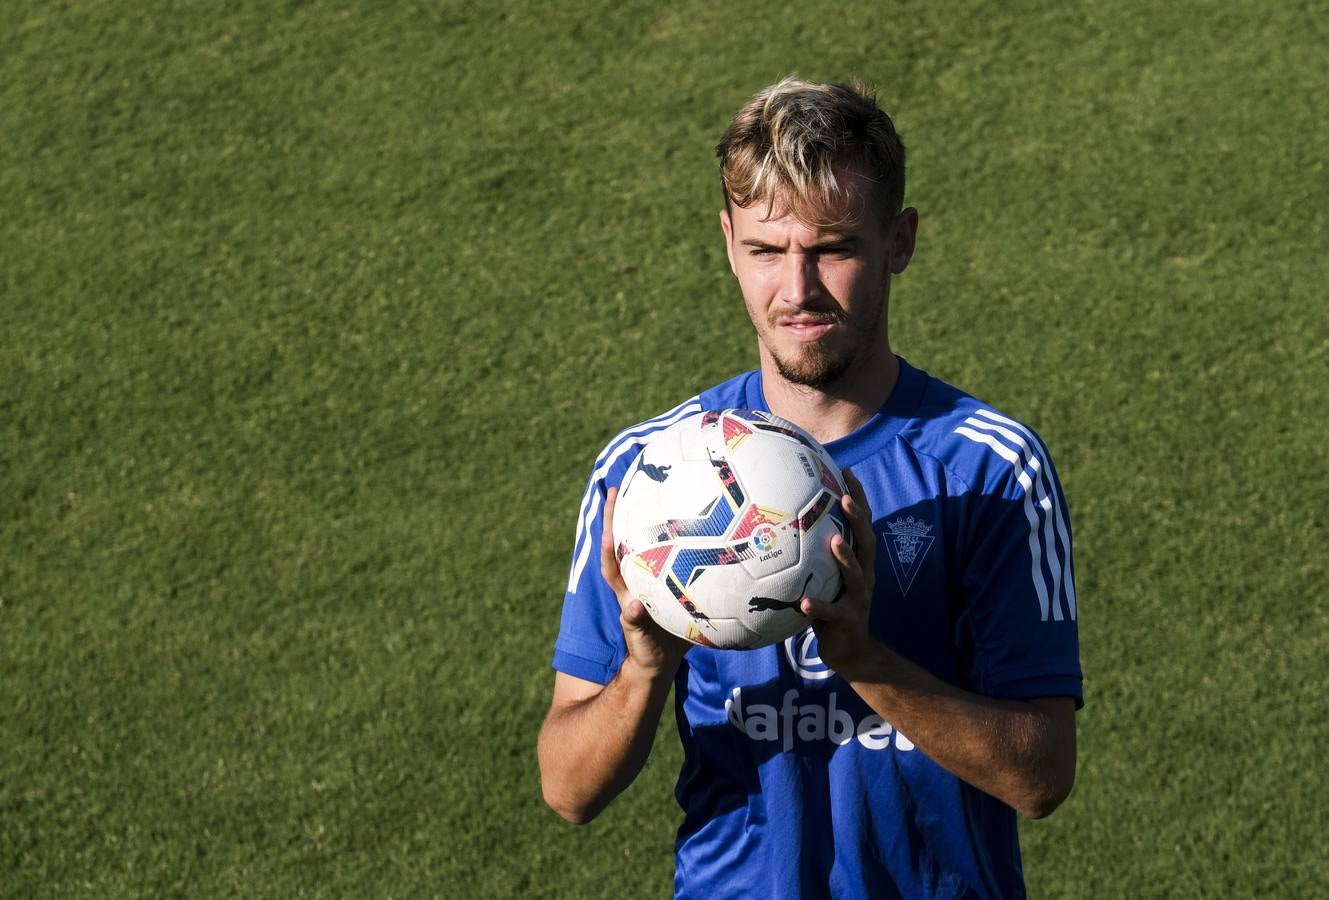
[839, 641, 1076, 819]
[537, 660, 676, 825]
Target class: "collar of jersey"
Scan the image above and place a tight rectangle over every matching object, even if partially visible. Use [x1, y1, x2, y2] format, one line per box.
[743, 355, 924, 469]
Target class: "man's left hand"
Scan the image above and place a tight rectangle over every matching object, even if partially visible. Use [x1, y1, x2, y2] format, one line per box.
[800, 469, 879, 676]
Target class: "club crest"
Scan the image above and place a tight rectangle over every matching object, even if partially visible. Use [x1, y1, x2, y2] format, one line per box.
[882, 516, 935, 596]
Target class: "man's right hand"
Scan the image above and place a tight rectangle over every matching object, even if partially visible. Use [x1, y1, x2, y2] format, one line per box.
[538, 484, 692, 824]
[601, 486, 691, 679]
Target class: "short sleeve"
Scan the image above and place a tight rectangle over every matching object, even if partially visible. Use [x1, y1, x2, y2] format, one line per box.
[552, 434, 658, 685]
[553, 471, 629, 685]
[955, 436, 1083, 707]
[549, 394, 716, 683]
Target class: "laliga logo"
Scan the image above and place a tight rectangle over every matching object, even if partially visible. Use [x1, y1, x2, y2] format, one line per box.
[751, 524, 777, 553]
[784, 627, 834, 680]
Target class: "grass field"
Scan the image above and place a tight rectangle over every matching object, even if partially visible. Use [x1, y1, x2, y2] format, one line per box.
[3, 1, 1327, 896]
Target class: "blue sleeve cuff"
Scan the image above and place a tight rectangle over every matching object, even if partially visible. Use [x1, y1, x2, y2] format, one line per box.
[983, 659, 1085, 709]
[552, 635, 621, 686]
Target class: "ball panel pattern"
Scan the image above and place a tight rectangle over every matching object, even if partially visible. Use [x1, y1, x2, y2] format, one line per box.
[612, 409, 850, 649]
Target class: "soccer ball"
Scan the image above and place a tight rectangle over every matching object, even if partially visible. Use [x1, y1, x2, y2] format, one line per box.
[612, 408, 851, 650]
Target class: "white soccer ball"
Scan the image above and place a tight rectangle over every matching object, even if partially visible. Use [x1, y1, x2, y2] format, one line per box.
[612, 409, 851, 650]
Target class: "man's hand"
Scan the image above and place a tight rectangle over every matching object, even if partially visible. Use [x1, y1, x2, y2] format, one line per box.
[799, 469, 879, 678]
[538, 485, 691, 825]
[796, 470, 1077, 819]
[601, 486, 691, 678]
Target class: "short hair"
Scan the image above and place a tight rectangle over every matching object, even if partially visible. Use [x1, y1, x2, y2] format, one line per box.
[716, 77, 906, 229]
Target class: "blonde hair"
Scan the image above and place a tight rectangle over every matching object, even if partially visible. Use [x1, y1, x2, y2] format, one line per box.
[716, 77, 906, 229]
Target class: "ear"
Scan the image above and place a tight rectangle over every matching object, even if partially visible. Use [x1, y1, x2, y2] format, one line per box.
[719, 209, 738, 276]
[888, 207, 919, 275]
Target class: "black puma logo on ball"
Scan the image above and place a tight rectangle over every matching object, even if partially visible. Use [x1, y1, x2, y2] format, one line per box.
[748, 573, 816, 613]
[748, 595, 802, 612]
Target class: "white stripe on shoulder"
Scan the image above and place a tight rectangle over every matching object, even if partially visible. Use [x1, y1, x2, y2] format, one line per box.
[954, 411, 1075, 622]
[953, 425, 1053, 621]
[972, 409, 1077, 620]
[960, 416, 1066, 621]
[566, 397, 703, 594]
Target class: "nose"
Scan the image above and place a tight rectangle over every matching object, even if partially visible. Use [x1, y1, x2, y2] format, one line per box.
[781, 253, 821, 307]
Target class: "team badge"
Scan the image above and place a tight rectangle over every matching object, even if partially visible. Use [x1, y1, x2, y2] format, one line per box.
[882, 516, 935, 596]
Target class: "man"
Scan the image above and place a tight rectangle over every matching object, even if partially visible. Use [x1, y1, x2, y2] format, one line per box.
[538, 77, 1082, 899]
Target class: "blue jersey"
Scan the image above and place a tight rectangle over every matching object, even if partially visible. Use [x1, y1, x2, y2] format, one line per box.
[553, 358, 1082, 899]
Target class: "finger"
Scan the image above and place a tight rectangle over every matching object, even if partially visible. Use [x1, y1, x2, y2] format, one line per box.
[841, 468, 872, 529]
[800, 594, 850, 621]
[840, 468, 876, 568]
[843, 468, 869, 509]
[621, 599, 692, 672]
[621, 597, 688, 648]
[600, 487, 629, 597]
[620, 596, 651, 629]
[831, 533, 868, 595]
[603, 484, 618, 535]
[799, 533, 864, 618]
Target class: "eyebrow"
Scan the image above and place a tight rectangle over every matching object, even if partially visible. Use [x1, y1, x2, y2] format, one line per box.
[740, 236, 858, 251]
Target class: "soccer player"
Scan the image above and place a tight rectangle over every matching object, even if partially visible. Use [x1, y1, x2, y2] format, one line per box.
[538, 77, 1082, 899]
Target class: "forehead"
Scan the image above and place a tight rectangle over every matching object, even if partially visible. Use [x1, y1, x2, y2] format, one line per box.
[728, 166, 888, 238]
[728, 197, 876, 242]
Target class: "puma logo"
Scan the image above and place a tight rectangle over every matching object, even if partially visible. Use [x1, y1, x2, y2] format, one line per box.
[640, 463, 672, 482]
[748, 595, 802, 613]
[748, 573, 815, 613]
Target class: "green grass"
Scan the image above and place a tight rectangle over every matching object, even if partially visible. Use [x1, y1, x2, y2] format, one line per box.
[3, 0, 1327, 896]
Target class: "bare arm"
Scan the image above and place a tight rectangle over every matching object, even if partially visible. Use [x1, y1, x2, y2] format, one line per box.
[835, 651, 1075, 818]
[537, 664, 675, 825]
[802, 472, 1077, 819]
[537, 487, 690, 825]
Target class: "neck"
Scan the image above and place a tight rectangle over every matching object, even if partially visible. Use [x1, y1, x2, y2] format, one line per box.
[761, 350, 900, 444]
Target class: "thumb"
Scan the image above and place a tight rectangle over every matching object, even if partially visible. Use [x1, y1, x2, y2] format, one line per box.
[621, 597, 653, 629]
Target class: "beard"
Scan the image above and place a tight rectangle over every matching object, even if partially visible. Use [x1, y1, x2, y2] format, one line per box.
[771, 339, 853, 387]
[761, 298, 885, 389]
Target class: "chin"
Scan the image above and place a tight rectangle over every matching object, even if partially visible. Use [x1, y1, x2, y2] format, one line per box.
[773, 352, 852, 389]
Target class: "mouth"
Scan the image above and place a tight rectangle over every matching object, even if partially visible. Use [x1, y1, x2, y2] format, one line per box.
[777, 317, 838, 343]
